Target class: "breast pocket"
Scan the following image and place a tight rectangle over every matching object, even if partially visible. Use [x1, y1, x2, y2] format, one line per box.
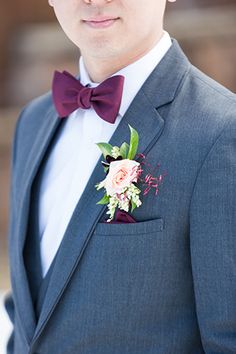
[94, 218, 164, 236]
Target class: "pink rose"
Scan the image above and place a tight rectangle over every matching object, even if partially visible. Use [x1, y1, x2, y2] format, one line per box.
[103, 159, 140, 196]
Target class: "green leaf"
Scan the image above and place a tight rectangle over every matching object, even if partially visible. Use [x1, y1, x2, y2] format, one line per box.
[131, 200, 137, 212]
[96, 142, 113, 159]
[119, 142, 129, 159]
[97, 194, 110, 205]
[127, 125, 139, 160]
[103, 166, 109, 173]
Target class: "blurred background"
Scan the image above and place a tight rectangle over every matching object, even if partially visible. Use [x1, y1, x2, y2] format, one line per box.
[0, 0, 236, 352]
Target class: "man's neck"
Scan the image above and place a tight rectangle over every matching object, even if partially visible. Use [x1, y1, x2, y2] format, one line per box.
[81, 32, 164, 83]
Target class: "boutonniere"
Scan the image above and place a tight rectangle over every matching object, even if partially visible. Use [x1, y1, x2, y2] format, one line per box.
[95, 125, 164, 222]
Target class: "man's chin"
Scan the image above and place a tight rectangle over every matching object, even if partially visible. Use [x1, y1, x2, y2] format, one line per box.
[83, 43, 122, 60]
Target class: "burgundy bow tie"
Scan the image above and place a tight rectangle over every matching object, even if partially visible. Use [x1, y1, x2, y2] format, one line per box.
[52, 70, 124, 124]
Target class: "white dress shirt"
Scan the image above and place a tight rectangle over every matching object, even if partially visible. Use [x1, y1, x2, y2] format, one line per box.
[39, 31, 172, 277]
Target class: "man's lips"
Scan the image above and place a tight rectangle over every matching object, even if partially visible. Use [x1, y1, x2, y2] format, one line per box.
[83, 16, 120, 29]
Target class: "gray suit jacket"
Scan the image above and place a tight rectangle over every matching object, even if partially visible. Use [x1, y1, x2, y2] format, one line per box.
[5, 40, 236, 354]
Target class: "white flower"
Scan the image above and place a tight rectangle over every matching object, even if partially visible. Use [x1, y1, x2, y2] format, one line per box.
[111, 146, 121, 159]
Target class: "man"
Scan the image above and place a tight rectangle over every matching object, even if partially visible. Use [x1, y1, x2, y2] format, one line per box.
[5, 0, 236, 353]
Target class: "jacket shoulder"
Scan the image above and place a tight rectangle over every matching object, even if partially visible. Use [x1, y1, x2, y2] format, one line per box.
[11, 91, 55, 165]
[14, 91, 54, 141]
[168, 62, 236, 159]
[18, 91, 54, 125]
[179, 64, 236, 133]
[188, 65, 236, 112]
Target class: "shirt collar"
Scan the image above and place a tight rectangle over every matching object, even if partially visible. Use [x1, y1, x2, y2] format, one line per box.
[79, 31, 172, 117]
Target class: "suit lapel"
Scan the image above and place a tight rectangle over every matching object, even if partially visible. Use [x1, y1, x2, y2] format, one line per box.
[12, 105, 60, 343]
[33, 40, 190, 341]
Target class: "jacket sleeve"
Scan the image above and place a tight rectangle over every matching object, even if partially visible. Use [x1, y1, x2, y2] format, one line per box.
[190, 114, 236, 353]
[4, 109, 25, 354]
[4, 293, 15, 354]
